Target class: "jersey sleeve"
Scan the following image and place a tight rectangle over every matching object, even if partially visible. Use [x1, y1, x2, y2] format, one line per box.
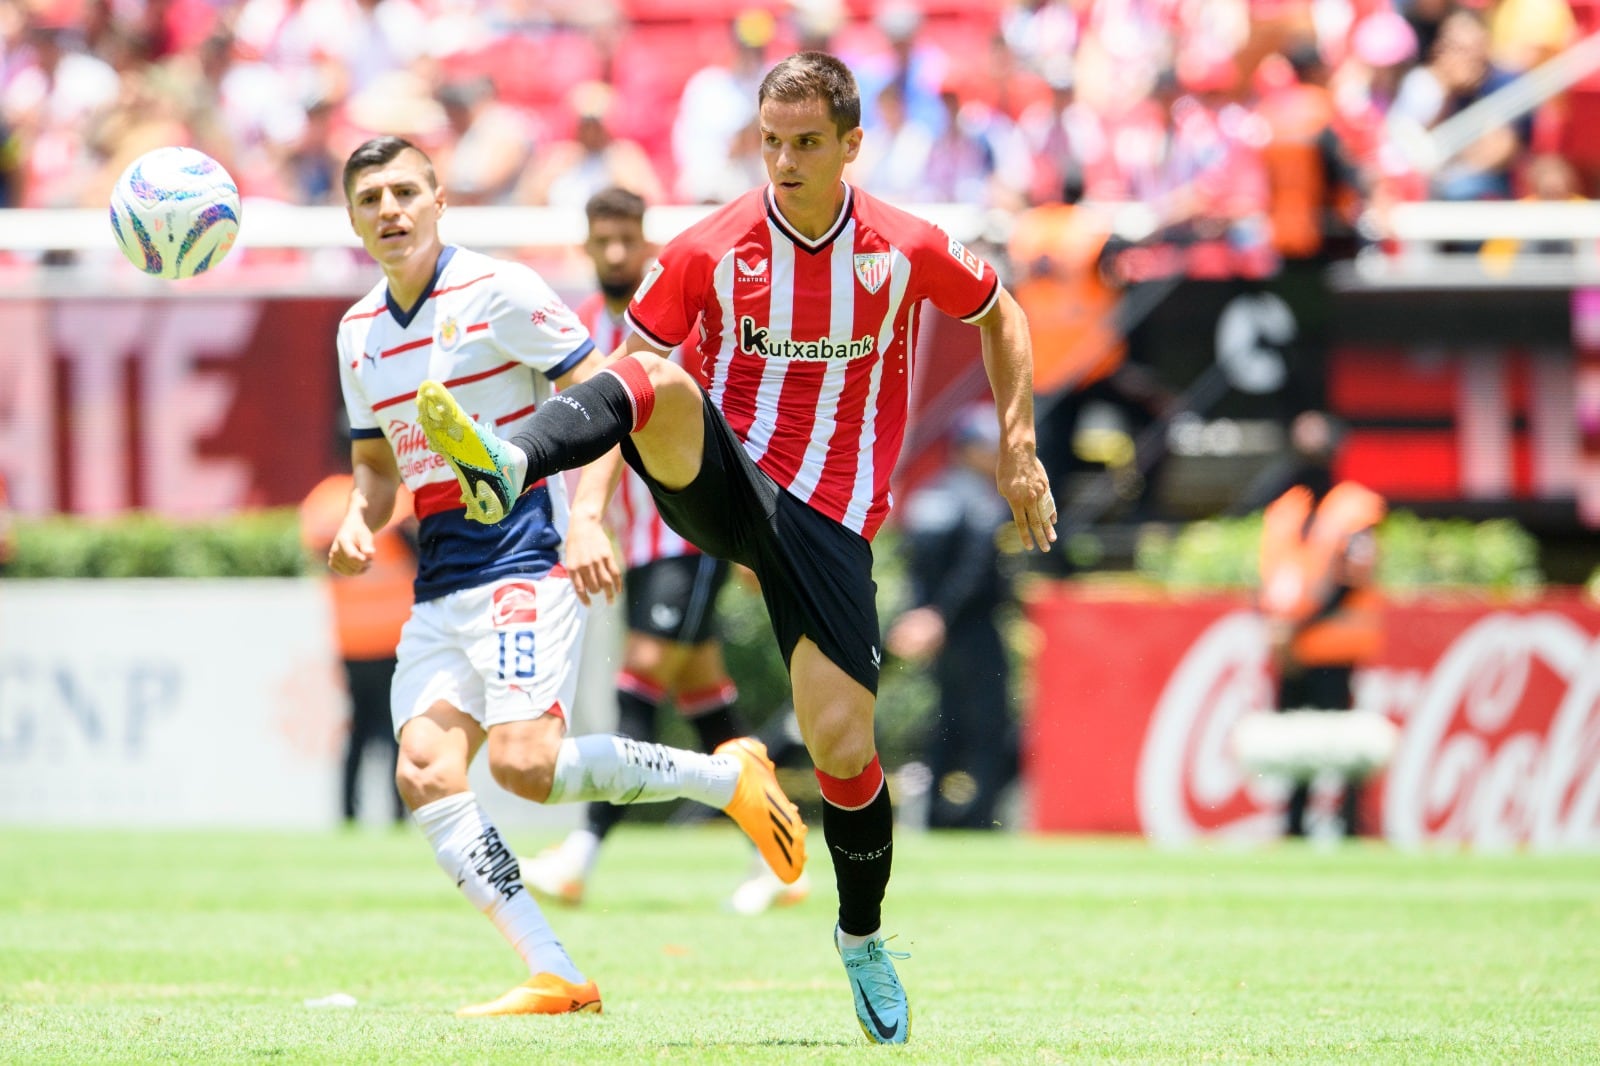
[492, 262, 596, 379]
[337, 320, 382, 439]
[625, 239, 709, 351]
[914, 226, 1001, 324]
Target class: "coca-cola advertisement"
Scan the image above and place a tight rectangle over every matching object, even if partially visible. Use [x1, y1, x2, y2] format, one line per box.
[1026, 589, 1600, 851]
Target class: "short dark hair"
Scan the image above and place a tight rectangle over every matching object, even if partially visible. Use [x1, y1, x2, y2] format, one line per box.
[342, 136, 436, 200]
[584, 186, 646, 226]
[758, 51, 860, 135]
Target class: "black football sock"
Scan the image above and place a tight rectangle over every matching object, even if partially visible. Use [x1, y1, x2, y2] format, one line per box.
[682, 690, 745, 752]
[509, 357, 654, 483]
[818, 757, 894, 937]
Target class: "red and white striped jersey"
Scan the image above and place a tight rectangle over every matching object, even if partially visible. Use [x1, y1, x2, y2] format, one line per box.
[338, 245, 594, 601]
[626, 183, 999, 539]
[574, 292, 699, 569]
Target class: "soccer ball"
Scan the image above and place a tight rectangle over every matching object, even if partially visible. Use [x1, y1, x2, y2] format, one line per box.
[109, 147, 241, 279]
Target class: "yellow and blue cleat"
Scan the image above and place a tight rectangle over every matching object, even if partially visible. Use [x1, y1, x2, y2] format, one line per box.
[416, 380, 522, 525]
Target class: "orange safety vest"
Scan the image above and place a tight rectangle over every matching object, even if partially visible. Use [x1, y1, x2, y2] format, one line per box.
[1259, 481, 1386, 666]
[299, 474, 416, 661]
[1258, 83, 1333, 260]
[1009, 203, 1125, 395]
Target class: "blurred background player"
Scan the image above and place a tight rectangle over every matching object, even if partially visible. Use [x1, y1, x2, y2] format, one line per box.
[886, 405, 1020, 830]
[299, 468, 415, 827]
[331, 136, 805, 1017]
[521, 186, 809, 914]
[1256, 411, 1387, 838]
[1012, 184, 1176, 545]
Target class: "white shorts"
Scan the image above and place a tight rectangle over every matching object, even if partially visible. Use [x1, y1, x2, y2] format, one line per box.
[391, 574, 586, 737]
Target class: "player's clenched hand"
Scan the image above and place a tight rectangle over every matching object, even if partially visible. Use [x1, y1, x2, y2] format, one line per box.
[997, 449, 1057, 553]
[565, 513, 621, 606]
[328, 518, 375, 576]
[886, 606, 946, 662]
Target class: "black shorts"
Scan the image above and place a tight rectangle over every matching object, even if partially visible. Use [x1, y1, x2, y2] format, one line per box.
[624, 553, 729, 644]
[620, 393, 881, 694]
[1278, 665, 1354, 712]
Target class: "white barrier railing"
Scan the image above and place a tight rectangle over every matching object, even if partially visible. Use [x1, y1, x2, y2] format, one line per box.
[1415, 31, 1600, 174]
[1341, 201, 1600, 288]
[0, 201, 1001, 253]
[5, 198, 1597, 291]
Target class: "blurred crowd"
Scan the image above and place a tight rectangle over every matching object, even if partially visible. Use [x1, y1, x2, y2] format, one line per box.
[0, 0, 1593, 265]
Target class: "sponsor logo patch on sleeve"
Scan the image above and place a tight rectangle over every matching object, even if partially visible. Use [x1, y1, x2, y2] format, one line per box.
[947, 236, 987, 280]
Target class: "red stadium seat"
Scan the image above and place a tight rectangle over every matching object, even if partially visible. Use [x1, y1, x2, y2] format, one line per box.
[608, 23, 737, 162]
[442, 31, 603, 111]
[616, 0, 782, 20]
[836, 0, 1005, 16]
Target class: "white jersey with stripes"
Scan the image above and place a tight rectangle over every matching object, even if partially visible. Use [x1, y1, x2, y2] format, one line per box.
[337, 245, 595, 601]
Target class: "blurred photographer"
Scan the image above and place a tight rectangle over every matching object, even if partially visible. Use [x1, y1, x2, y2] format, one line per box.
[886, 406, 1019, 830]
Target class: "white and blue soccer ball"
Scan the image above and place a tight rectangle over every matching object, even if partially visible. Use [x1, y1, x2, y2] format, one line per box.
[109, 146, 241, 279]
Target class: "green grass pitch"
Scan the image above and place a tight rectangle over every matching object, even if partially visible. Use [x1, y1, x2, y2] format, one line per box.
[2, 826, 1597, 1064]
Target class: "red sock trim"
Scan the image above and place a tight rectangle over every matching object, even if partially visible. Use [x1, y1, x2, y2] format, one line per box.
[816, 754, 885, 812]
[677, 682, 737, 716]
[617, 670, 667, 703]
[604, 356, 656, 432]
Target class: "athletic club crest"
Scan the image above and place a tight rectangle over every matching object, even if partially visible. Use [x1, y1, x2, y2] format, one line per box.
[437, 316, 461, 351]
[853, 253, 890, 294]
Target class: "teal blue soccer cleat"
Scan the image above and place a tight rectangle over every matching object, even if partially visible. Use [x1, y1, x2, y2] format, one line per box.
[416, 380, 523, 524]
[836, 926, 911, 1045]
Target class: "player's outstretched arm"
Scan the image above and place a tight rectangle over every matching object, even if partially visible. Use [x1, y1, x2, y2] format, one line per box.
[976, 287, 1057, 552]
[330, 438, 402, 575]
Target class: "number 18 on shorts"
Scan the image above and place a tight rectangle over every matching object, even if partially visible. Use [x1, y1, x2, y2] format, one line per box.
[390, 574, 585, 735]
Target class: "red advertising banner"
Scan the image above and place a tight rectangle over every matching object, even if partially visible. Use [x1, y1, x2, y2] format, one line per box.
[0, 296, 349, 516]
[1026, 587, 1600, 850]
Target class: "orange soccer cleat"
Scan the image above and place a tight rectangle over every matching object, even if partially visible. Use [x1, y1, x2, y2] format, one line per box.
[715, 738, 807, 885]
[454, 973, 602, 1017]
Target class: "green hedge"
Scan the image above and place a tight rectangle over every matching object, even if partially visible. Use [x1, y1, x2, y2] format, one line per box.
[8, 510, 308, 578]
[1132, 511, 1543, 594]
[9, 506, 1544, 596]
